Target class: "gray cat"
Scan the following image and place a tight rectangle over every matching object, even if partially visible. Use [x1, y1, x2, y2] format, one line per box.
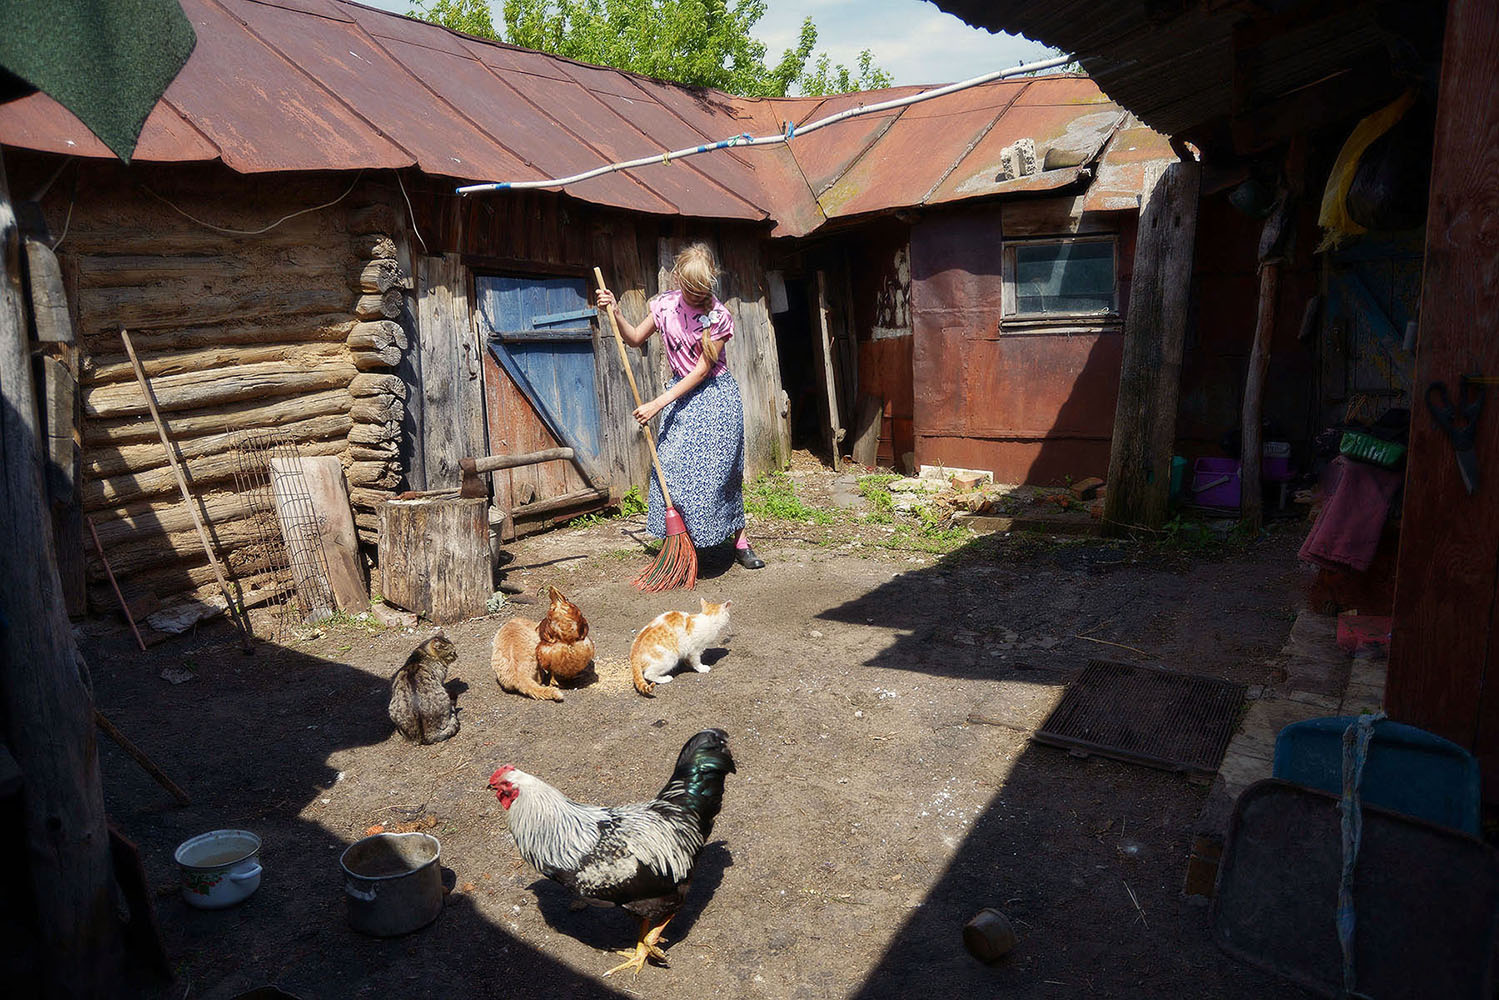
[387, 633, 460, 744]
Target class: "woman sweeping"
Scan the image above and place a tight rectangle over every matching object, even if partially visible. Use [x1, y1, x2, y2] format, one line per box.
[595, 243, 764, 570]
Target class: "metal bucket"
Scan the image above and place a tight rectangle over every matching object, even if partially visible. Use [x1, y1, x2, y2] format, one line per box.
[339, 832, 442, 936]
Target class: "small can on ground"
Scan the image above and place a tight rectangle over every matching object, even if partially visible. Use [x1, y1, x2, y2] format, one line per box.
[963, 907, 1018, 963]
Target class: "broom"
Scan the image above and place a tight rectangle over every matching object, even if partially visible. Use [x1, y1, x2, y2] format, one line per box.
[594, 267, 698, 591]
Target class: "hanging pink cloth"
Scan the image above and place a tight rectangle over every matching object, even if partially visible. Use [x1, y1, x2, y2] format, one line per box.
[1299, 456, 1403, 572]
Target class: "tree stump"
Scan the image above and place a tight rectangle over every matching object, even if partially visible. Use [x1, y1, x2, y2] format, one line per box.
[377, 497, 490, 623]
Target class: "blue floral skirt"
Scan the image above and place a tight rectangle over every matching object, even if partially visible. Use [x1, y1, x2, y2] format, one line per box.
[647, 371, 746, 547]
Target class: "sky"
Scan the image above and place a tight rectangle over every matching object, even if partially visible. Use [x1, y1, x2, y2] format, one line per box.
[355, 1, 1056, 89]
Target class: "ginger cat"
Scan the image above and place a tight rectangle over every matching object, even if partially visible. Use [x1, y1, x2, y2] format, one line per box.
[491, 586, 595, 703]
[630, 599, 732, 696]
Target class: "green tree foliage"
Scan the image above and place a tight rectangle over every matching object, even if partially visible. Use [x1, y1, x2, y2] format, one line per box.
[407, 1, 889, 97]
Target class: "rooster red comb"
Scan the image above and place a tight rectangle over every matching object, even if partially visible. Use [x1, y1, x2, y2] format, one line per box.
[488, 765, 515, 788]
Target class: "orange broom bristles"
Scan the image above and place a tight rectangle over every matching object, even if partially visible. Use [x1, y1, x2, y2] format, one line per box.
[633, 507, 697, 591]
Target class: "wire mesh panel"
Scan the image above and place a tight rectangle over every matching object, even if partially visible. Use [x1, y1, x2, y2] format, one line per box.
[1034, 659, 1246, 775]
[232, 432, 336, 640]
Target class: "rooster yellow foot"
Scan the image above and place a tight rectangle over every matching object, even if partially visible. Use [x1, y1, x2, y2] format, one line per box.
[603, 942, 667, 977]
[603, 915, 673, 976]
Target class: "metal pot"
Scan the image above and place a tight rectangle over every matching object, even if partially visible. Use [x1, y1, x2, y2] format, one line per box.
[175, 829, 263, 909]
[339, 832, 443, 936]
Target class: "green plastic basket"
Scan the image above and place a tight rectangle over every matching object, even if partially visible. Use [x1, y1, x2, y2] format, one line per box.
[1340, 430, 1406, 467]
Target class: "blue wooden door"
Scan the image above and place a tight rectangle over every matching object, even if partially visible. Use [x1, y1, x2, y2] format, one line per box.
[474, 275, 602, 467]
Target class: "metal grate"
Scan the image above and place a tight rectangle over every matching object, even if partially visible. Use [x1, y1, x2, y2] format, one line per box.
[232, 432, 335, 641]
[1034, 660, 1246, 775]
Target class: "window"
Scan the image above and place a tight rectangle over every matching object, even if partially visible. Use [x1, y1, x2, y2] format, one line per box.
[1002, 237, 1117, 319]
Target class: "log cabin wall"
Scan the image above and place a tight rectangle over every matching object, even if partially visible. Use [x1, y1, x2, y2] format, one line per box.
[410, 183, 789, 500]
[11, 155, 389, 616]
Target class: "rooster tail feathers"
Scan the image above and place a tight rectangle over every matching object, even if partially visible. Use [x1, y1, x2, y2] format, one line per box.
[657, 729, 735, 837]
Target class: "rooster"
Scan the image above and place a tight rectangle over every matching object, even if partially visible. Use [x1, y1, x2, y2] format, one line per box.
[488, 728, 736, 977]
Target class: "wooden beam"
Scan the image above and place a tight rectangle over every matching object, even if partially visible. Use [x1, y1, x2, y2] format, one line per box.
[0, 151, 123, 996]
[1102, 158, 1202, 534]
[1387, 0, 1499, 793]
[815, 270, 845, 467]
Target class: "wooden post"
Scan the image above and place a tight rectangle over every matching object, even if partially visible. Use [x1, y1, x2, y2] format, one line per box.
[416, 255, 486, 492]
[1238, 261, 1281, 533]
[0, 152, 123, 995]
[377, 496, 490, 623]
[1387, 0, 1499, 793]
[1102, 158, 1202, 534]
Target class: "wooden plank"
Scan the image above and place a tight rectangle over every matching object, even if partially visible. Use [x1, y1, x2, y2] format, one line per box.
[1101, 158, 1201, 534]
[289, 456, 368, 613]
[1387, 0, 1499, 780]
[0, 152, 123, 994]
[41, 355, 85, 615]
[24, 237, 73, 342]
[416, 254, 486, 494]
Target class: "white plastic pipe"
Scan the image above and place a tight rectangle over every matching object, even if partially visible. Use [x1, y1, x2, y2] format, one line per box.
[455, 54, 1075, 195]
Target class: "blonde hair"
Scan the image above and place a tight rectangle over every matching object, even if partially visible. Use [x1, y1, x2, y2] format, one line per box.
[672, 242, 723, 364]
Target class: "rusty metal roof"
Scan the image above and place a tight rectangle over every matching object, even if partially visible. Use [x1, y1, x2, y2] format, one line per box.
[0, 0, 1175, 237]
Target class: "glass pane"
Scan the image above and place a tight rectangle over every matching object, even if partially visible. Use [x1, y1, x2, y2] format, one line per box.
[1013, 241, 1114, 314]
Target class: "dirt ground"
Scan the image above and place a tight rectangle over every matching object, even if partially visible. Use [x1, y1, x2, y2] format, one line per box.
[90, 457, 1319, 999]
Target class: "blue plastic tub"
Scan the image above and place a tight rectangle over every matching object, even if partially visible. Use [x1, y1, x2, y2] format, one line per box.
[1272, 716, 1481, 836]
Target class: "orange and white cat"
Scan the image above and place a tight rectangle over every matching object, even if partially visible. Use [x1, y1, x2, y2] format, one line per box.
[629, 599, 732, 696]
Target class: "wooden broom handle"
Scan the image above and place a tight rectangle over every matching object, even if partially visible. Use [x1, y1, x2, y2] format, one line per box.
[595, 268, 675, 509]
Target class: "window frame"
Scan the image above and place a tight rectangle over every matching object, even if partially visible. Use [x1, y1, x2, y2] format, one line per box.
[1000, 235, 1120, 323]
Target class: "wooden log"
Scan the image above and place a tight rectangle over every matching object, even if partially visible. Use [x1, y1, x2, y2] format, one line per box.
[84, 436, 348, 510]
[350, 395, 403, 426]
[377, 496, 490, 622]
[86, 515, 268, 583]
[351, 345, 402, 370]
[1239, 262, 1281, 533]
[351, 259, 406, 293]
[91, 490, 254, 548]
[349, 485, 397, 509]
[353, 291, 403, 321]
[347, 461, 402, 489]
[348, 420, 401, 446]
[1102, 158, 1202, 535]
[76, 253, 342, 290]
[353, 233, 398, 260]
[85, 410, 353, 480]
[347, 320, 407, 353]
[86, 386, 350, 445]
[350, 203, 397, 235]
[348, 372, 407, 399]
[84, 359, 359, 418]
[63, 216, 334, 257]
[80, 314, 354, 355]
[85, 340, 349, 386]
[0, 157, 124, 993]
[349, 441, 399, 461]
[78, 285, 349, 333]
